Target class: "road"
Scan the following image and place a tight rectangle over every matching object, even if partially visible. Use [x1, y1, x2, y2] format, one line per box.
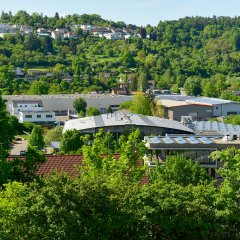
[10, 139, 28, 155]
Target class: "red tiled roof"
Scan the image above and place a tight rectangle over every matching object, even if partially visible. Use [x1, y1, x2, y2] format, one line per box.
[8, 154, 149, 183]
[8, 155, 84, 177]
[38, 155, 84, 177]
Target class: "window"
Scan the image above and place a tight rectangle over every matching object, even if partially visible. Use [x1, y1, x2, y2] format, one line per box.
[25, 115, 32, 118]
[37, 115, 41, 118]
[20, 105, 22, 107]
[216, 106, 218, 110]
[25, 105, 27, 107]
[46, 115, 52, 118]
[227, 112, 237, 115]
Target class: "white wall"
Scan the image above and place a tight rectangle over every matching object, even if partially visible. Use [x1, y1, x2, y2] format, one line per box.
[213, 103, 240, 116]
[19, 111, 56, 123]
[12, 103, 43, 115]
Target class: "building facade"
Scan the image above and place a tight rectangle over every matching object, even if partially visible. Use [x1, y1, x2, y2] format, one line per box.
[19, 111, 56, 124]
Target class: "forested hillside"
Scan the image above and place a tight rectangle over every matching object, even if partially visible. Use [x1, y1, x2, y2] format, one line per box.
[0, 11, 240, 99]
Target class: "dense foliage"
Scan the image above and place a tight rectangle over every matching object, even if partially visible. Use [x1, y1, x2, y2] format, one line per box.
[0, 141, 240, 239]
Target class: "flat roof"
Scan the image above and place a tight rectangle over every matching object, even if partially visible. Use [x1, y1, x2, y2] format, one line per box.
[155, 95, 237, 106]
[158, 99, 211, 108]
[155, 95, 195, 101]
[194, 121, 240, 135]
[11, 99, 43, 107]
[3, 94, 133, 112]
[186, 97, 234, 106]
[20, 110, 55, 114]
[144, 135, 240, 149]
[63, 112, 194, 134]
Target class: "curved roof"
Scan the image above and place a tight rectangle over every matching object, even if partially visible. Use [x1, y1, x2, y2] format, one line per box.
[63, 112, 194, 134]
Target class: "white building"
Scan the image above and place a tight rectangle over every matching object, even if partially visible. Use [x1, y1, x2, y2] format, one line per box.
[19, 111, 56, 124]
[63, 111, 194, 137]
[10, 100, 43, 115]
[104, 33, 123, 40]
[5, 94, 134, 116]
[186, 97, 240, 117]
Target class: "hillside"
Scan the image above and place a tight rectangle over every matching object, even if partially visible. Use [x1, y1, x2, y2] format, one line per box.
[0, 11, 240, 100]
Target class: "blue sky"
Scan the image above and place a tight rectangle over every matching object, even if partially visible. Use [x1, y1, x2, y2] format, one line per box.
[1, 0, 240, 26]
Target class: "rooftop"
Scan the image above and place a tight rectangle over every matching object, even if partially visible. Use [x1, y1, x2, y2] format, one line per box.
[186, 97, 234, 105]
[4, 94, 133, 112]
[144, 135, 240, 150]
[63, 112, 194, 133]
[7, 154, 149, 184]
[158, 99, 211, 107]
[194, 121, 240, 135]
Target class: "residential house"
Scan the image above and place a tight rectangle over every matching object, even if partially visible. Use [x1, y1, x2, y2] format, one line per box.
[14, 67, 25, 79]
[64, 31, 77, 39]
[80, 24, 95, 32]
[104, 33, 123, 40]
[93, 27, 111, 36]
[51, 28, 67, 40]
[37, 28, 51, 36]
[20, 26, 33, 34]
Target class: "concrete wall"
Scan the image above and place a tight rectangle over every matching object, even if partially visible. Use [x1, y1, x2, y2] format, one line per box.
[167, 105, 213, 121]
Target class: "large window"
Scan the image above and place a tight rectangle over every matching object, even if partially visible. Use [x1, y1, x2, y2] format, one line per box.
[227, 112, 237, 115]
[37, 115, 41, 118]
[25, 115, 32, 118]
[46, 115, 52, 118]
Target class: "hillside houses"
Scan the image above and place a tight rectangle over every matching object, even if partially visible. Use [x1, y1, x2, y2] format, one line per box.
[0, 22, 143, 41]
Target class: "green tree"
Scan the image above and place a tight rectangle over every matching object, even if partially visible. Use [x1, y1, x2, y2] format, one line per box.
[28, 126, 45, 150]
[73, 97, 87, 116]
[0, 95, 17, 151]
[183, 77, 202, 96]
[211, 148, 240, 238]
[151, 155, 211, 186]
[131, 94, 152, 115]
[87, 107, 100, 116]
[44, 126, 63, 145]
[0, 146, 46, 186]
[60, 129, 83, 154]
[28, 80, 49, 95]
[137, 70, 148, 92]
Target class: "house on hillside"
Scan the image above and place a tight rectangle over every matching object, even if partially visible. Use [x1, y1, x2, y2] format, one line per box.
[51, 28, 67, 39]
[64, 31, 78, 39]
[14, 67, 25, 79]
[93, 27, 111, 36]
[37, 28, 51, 36]
[20, 26, 33, 34]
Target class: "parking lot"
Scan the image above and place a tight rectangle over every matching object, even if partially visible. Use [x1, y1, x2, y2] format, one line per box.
[10, 139, 28, 155]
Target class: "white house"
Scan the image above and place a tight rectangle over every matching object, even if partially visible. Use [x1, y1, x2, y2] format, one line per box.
[51, 29, 67, 40]
[64, 32, 77, 39]
[19, 111, 56, 124]
[104, 33, 123, 40]
[10, 100, 43, 115]
[20, 26, 33, 34]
